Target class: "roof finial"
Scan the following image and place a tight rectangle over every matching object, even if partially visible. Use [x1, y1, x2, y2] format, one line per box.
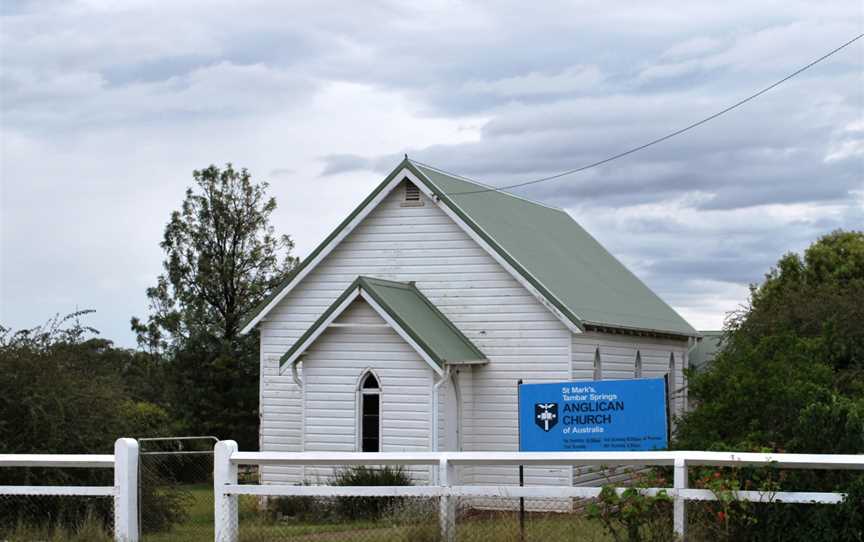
[404, 153, 408, 160]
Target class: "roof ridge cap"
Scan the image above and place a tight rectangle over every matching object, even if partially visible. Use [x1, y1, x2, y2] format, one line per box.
[410, 160, 567, 213]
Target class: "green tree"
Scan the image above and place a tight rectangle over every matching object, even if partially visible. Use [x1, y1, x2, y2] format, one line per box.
[677, 230, 864, 451]
[0, 311, 174, 454]
[676, 230, 864, 540]
[132, 164, 296, 448]
[0, 312, 178, 532]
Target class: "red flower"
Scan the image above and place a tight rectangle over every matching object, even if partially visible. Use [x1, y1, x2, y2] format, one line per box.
[717, 511, 727, 522]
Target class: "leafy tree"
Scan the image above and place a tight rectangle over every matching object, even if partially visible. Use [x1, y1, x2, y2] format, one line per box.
[676, 230, 864, 540]
[132, 164, 296, 448]
[0, 312, 178, 532]
[677, 230, 864, 451]
[0, 311, 174, 454]
[132, 164, 296, 351]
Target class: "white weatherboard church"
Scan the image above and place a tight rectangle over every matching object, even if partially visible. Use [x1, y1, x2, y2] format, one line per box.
[241, 159, 698, 488]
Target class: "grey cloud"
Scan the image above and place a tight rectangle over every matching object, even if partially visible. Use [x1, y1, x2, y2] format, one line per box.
[101, 55, 217, 86]
[2, 61, 319, 133]
[462, 66, 605, 99]
[660, 37, 726, 60]
[2, 0, 862, 344]
[398, 66, 862, 211]
[320, 154, 374, 176]
[643, 257, 777, 285]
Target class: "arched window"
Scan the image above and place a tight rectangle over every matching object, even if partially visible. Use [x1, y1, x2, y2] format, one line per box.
[593, 347, 602, 380]
[635, 351, 642, 379]
[359, 372, 381, 452]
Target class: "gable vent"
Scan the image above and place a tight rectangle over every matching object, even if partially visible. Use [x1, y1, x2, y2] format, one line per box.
[401, 180, 424, 207]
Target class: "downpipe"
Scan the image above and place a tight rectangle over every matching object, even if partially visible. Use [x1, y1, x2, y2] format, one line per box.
[431, 365, 452, 484]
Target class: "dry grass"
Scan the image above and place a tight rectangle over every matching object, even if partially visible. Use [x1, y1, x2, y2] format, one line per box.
[0, 511, 113, 542]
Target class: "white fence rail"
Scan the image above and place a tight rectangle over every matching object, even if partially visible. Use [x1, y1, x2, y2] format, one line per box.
[0, 438, 139, 542]
[214, 442, 864, 541]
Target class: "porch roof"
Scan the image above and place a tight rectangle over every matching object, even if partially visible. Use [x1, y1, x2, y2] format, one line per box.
[280, 276, 487, 371]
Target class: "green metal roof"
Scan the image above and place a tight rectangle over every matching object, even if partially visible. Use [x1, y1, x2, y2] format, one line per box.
[411, 162, 697, 337]
[244, 158, 696, 337]
[280, 276, 486, 368]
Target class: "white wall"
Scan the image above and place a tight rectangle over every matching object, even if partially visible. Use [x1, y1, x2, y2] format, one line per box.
[299, 299, 434, 483]
[259, 181, 572, 488]
[570, 332, 689, 486]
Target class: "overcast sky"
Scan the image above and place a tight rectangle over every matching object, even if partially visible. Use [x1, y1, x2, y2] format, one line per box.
[1, 0, 862, 346]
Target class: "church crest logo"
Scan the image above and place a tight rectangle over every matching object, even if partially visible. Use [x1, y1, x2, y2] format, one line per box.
[534, 403, 558, 432]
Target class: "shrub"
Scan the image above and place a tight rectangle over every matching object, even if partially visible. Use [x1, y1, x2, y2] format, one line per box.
[686, 468, 864, 542]
[825, 476, 864, 542]
[687, 467, 761, 541]
[264, 481, 341, 525]
[266, 495, 331, 523]
[586, 469, 674, 542]
[138, 469, 194, 533]
[333, 465, 414, 520]
[264, 467, 414, 524]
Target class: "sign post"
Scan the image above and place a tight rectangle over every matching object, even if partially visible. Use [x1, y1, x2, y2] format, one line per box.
[664, 374, 671, 447]
[516, 379, 525, 542]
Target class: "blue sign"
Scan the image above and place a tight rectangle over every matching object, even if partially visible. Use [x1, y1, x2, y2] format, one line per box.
[518, 378, 668, 452]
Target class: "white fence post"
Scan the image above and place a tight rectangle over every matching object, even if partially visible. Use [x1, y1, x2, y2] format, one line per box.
[673, 456, 688, 540]
[439, 456, 456, 542]
[214, 440, 239, 542]
[113, 438, 139, 542]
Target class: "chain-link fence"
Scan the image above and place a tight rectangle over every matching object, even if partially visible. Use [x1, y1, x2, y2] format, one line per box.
[210, 443, 864, 542]
[138, 436, 218, 541]
[0, 459, 116, 542]
[234, 494, 620, 542]
[231, 493, 853, 542]
[0, 494, 115, 541]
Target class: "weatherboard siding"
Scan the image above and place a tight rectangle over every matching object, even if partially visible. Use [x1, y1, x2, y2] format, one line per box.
[570, 333, 688, 486]
[453, 367, 474, 483]
[300, 299, 434, 483]
[259, 183, 571, 488]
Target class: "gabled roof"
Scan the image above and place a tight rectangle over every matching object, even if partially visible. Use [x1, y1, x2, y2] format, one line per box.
[413, 163, 696, 337]
[242, 158, 696, 338]
[280, 276, 487, 372]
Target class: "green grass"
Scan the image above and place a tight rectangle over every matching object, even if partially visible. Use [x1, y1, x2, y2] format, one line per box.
[144, 485, 213, 541]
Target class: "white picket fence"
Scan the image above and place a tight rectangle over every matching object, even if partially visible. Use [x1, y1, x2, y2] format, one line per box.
[0, 438, 139, 542]
[214, 441, 864, 541]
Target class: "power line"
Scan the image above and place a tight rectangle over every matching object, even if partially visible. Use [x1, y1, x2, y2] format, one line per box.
[427, 32, 864, 197]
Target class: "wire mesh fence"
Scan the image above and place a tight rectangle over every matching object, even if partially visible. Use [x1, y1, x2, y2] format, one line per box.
[231, 494, 850, 542]
[232, 494, 632, 542]
[0, 462, 115, 542]
[0, 494, 115, 541]
[138, 436, 218, 541]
